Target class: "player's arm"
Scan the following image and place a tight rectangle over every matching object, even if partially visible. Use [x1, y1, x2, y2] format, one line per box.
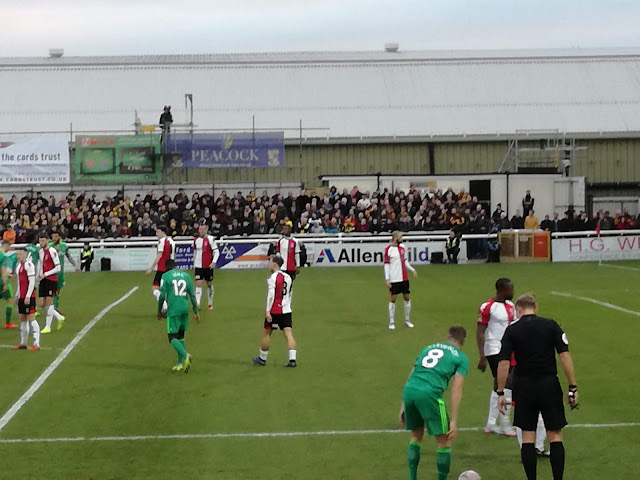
[187, 277, 199, 316]
[383, 247, 391, 287]
[65, 250, 80, 271]
[404, 258, 417, 278]
[42, 249, 61, 277]
[264, 276, 275, 322]
[211, 239, 220, 268]
[554, 321, 578, 407]
[447, 373, 465, 440]
[496, 327, 513, 412]
[294, 240, 301, 273]
[398, 367, 415, 426]
[147, 252, 162, 275]
[0, 264, 7, 292]
[476, 304, 490, 371]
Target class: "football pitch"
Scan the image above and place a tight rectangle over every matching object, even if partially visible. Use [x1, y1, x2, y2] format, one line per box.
[1, 261, 639, 479]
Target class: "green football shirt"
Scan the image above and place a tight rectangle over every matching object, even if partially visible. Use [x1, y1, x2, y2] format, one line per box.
[25, 244, 39, 264]
[0, 251, 6, 289]
[5, 252, 18, 274]
[405, 342, 469, 396]
[158, 269, 198, 316]
[50, 241, 68, 267]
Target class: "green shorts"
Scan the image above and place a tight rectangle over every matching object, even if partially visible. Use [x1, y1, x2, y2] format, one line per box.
[1, 282, 15, 300]
[403, 386, 449, 436]
[57, 273, 65, 290]
[166, 313, 189, 335]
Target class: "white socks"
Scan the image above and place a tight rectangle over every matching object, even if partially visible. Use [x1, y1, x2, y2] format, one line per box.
[45, 305, 54, 329]
[388, 302, 396, 325]
[516, 414, 546, 450]
[20, 322, 29, 346]
[195, 287, 203, 307]
[207, 285, 214, 306]
[499, 388, 514, 427]
[404, 300, 411, 322]
[288, 349, 297, 361]
[30, 320, 40, 347]
[486, 391, 499, 428]
[259, 349, 268, 361]
[51, 307, 62, 321]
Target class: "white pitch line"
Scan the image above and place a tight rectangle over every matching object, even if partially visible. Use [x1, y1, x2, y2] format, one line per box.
[0, 286, 139, 433]
[599, 263, 640, 272]
[0, 423, 638, 444]
[551, 291, 640, 317]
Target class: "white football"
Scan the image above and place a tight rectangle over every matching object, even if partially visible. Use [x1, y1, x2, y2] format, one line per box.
[458, 471, 482, 480]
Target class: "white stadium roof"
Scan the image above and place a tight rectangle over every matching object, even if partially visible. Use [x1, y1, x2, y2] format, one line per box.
[1, 48, 639, 141]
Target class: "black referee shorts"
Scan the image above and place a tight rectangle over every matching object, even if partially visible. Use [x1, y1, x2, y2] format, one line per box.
[513, 375, 567, 432]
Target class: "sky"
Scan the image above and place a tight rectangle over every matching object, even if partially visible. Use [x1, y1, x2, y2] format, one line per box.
[1, 0, 639, 56]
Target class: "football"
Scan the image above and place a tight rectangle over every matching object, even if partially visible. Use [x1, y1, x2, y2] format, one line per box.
[458, 471, 482, 480]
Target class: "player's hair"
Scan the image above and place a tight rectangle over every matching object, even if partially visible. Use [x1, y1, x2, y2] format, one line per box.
[448, 325, 467, 343]
[515, 293, 537, 310]
[157, 225, 166, 233]
[495, 277, 512, 291]
[271, 255, 284, 268]
[165, 259, 176, 270]
[38, 233, 49, 240]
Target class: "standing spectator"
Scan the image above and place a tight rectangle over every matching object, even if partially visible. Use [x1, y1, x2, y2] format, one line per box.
[540, 215, 553, 232]
[446, 230, 461, 264]
[522, 190, 535, 216]
[524, 211, 539, 230]
[511, 210, 525, 229]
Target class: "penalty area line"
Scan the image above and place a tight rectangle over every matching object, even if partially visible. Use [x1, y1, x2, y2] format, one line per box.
[599, 263, 640, 272]
[551, 291, 640, 317]
[0, 423, 639, 444]
[0, 286, 139, 433]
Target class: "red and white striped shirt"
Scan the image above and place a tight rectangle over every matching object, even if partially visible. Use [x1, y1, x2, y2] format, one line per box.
[38, 246, 60, 282]
[266, 270, 293, 315]
[383, 244, 415, 283]
[156, 236, 175, 272]
[16, 260, 36, 300]
[275, 236, 300, 272]
[193, 235, 219, 269]
[477, 298, 516, 356]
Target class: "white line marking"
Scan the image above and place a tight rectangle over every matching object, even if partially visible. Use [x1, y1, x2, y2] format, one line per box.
[551, 291, 640, 317]
[0, 286, 139, 433]
[599, 263, 640, 272]
[0, 423, 638, 444]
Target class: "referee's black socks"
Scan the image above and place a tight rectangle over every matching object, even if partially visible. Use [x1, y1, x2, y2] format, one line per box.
[550, 441, 565, 480]
[521, 443, 537, 480]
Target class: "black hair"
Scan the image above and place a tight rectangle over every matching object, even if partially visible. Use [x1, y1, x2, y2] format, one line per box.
[495, 278, 512, 292]
[272, 256, 284, 268]
[165, 259, 176, 270]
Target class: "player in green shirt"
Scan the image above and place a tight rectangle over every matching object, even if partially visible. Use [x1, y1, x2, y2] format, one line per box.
[0, 240, 17, 329]
[157, 259, 199, 373]
[50, 232, 80, 312]
[400, 326, 469, 480]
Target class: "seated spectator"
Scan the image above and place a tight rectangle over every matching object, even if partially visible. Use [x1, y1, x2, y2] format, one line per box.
[540, 215, 553, 232]
[325, 218, 340, 233]
[510, 210, 524, 229]
[524, 210, 539, 230]
[343, 211, 356, 233]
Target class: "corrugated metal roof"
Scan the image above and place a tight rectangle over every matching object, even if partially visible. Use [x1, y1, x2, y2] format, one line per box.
[1, 48, 639, 139]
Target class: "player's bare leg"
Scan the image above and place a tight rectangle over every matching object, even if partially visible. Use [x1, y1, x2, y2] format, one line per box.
[194, 279, 203, 309]
[283, 328, 297, 367]
[402, 293, 413, 328]
[407, 426, 424, 480]
[546, 430, 565, 480]
[253, 328, 272, 366]
[388, 293, 397, 330]
[206, 281, 214, 310]
[434, 433, 453, 480]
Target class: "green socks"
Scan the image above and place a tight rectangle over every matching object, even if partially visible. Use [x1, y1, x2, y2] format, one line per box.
[5, 305, 12, 324]
[408, 441, 421, 480]
[170, 338, 188, 363]
[53, 295, 59, 311]
[436, 447, 451, 480]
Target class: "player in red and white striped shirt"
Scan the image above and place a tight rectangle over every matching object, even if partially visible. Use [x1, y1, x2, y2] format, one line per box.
[252, 256, 297, 368]
[37, 235, 65, 334]
[383, 231, 418, 330]
[146, 226, 175, 311]
[193, 225, 220, 310]
[12, 249, 40, 351]
[275, 222, 301, 281]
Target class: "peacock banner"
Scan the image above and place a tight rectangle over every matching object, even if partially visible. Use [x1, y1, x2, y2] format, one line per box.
[165, 132, 284, 168]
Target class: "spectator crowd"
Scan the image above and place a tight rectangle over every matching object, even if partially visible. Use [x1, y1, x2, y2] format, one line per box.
[0, 186, 638, 244]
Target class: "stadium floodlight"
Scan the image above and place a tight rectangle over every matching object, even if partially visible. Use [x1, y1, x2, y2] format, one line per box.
[49, 48, 64, 58]
[385, 43, 399, 53]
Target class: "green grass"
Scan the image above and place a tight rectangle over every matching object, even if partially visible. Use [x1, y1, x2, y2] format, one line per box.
[0, 261, 639, 479]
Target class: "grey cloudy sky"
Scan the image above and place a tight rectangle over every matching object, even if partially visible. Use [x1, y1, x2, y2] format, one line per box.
[1, 0, 639, 56]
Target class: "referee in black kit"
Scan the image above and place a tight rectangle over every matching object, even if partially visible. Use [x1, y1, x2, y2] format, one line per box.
[496, 293, 578, 480]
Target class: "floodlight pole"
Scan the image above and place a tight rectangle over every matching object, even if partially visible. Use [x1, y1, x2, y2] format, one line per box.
[185, 94, 194, 134]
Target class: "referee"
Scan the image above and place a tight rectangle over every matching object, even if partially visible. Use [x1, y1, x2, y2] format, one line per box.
[496, 293, 578, 480]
